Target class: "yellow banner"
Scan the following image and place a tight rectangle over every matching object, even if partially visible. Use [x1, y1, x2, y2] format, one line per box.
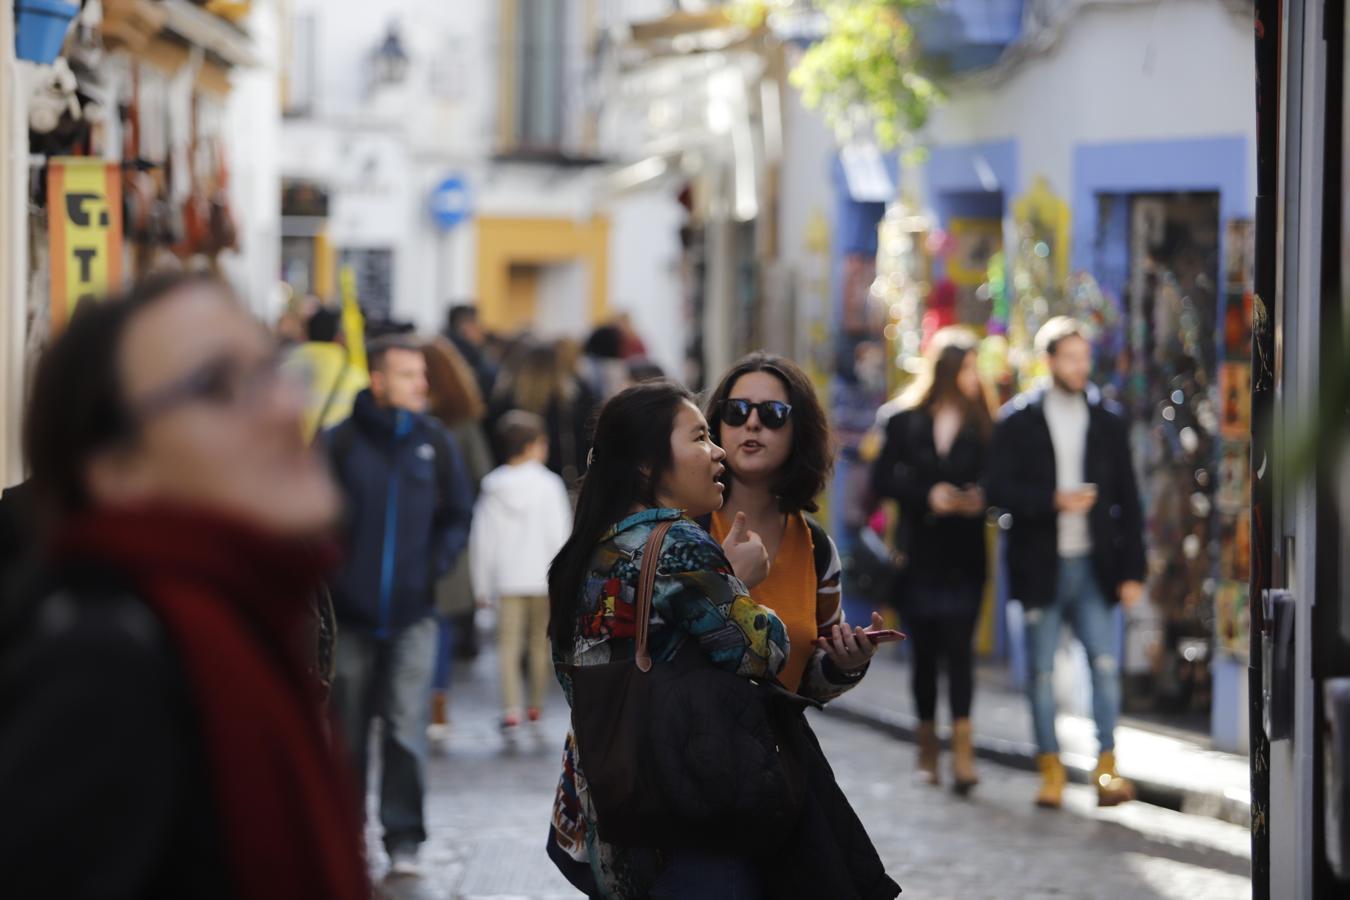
[47, 158, 124, 333]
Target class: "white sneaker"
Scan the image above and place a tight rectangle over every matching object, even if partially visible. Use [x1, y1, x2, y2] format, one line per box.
[387, 848, 421, 878]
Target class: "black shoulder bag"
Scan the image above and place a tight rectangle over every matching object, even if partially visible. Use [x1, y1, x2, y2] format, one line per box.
[566, 521, 810, 851]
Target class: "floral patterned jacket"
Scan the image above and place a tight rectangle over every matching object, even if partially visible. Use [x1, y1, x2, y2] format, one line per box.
[549, 508, 789, 899]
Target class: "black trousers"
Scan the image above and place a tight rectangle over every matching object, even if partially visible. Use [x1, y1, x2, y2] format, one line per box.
[903, 582, 982, 722]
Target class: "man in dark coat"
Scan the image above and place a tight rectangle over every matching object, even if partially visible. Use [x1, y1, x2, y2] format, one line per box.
[325, 335, 473, 874]
[986, 317, 1146, 811]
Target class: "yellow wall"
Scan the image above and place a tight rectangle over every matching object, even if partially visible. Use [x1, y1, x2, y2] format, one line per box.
[475, 216, 610, 333]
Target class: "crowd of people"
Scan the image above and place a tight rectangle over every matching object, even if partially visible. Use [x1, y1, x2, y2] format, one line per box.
[0, 270, 1147, 899]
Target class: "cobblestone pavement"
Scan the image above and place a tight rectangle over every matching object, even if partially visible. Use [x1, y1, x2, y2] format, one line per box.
[367, 654, 1250, 900]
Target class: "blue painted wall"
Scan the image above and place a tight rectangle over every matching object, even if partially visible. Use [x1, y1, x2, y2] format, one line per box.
[1071, 136, 1252, 751]
[925, 139, 1020, 226]
[1071, 136, 1250, 282]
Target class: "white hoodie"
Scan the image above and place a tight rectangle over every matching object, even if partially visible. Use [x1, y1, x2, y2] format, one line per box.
[469, 460, 573, 602]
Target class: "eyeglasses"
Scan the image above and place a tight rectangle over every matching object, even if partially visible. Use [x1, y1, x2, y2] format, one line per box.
[131, 353, 284, 423]
[719, 399, 792, 430]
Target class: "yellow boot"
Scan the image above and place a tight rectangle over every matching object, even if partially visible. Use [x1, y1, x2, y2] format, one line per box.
[1093, 751, 1136, 807]
[1035, 753, 1067, 808]
[915, 720, 941, 786]
[951, 719, 979, 795]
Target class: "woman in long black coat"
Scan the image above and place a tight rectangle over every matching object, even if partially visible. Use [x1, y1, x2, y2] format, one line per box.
[872, 327, 994, 794]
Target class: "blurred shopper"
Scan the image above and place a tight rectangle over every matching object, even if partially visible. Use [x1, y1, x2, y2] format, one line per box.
[986, 317, 1146, 809]
[872, 327, 993, 793]
[579, 324, 632, 402]
[0, 273, 367, 899]
[444, 303, 497, 399]
[489, 340, 595, 488]
[423, 336, 497, 728]
[469, 411, 572, 730]
[325, 335, 474, 874]
[705, 352, 882, 702]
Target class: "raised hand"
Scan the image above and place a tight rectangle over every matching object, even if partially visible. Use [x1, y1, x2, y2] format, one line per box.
[722, 511, 770, 589]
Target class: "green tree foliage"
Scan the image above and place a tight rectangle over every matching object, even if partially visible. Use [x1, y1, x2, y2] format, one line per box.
[738, 0, 940, 148]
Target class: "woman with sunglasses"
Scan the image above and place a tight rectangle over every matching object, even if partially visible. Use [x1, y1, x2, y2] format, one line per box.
[705, 353, 884, 701]
[871, 327, 994, 794]
[0, 273, 368, 899]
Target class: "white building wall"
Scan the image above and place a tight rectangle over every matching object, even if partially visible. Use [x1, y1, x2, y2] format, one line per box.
[221, 0, 284, 321]
[918, 0, 1255, 205]
[280, 0, 687, 356]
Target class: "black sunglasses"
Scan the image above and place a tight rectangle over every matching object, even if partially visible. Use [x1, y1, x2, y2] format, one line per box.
[719, 399, 792, 430]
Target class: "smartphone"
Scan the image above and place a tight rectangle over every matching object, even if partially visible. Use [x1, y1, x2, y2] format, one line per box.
[863, 628, 907, 645]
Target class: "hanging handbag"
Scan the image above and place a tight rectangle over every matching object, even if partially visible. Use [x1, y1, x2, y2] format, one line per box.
[566, 521, 808, 851]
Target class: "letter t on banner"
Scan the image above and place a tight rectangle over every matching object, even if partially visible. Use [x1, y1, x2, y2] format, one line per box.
[47, 157, 124, 334]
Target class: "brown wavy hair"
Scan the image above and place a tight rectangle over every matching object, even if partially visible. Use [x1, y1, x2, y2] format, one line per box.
[897, 326, 995, 440]
[706, 352, 833, 514]
[422, 336, 485, 425]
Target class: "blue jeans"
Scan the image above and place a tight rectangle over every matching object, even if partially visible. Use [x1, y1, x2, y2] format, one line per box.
[650, 850, 763, 900]
[331, 616, 437, 853]
[1025, 556, 1121, 755]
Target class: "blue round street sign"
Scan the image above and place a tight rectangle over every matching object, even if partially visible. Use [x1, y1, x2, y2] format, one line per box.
[429, 176, 471, 231]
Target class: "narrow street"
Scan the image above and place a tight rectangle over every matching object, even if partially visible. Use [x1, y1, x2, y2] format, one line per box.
[371, 653, 1251, 900]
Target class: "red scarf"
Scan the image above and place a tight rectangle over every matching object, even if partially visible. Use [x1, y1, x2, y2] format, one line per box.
[54, 505, 369, 900]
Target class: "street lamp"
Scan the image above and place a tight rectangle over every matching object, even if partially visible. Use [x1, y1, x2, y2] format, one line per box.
[371, 23, 409, 87]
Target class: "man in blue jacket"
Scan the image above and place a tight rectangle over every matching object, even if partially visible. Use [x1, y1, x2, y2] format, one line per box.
[326, 335, 472, 875]
[986, 317, 1146, 812]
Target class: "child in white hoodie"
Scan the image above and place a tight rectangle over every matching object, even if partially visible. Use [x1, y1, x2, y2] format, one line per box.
[470, 411, 574, 728]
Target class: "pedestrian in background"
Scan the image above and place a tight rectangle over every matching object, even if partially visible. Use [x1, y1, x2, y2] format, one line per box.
[0, 273, 367, 899]
[986, 316, 1147, 809]
[444, 303, 497, 400]
[423, 335, 497, 735]
[547, 381, 790, 899]
[469, 411, 573, 731]
[705, 352, 882, 703]
[579, 324, 633, 402]
[872, 327, 993, 793]
[488, 340, 596, 489]
[325, 335, 474, 875]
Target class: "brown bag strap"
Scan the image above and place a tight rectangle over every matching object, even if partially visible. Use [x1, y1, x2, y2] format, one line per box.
[634, 520, 675, 673]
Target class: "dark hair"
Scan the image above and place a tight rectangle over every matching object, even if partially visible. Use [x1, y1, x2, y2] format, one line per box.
[447, 304, 478, 334]
[627, 357, 665, 383]
[548, 380, 695, 644]
[306, 305, 340, 342]
[24, 271, 226, 522]
[497, 409, 547, 459]
[1035, 316, 1090, 357]
[367, 334, 423, 372]
[899, 326, 995, 440]
[706, 352, 833, 514]
[583, 325, 624, 360]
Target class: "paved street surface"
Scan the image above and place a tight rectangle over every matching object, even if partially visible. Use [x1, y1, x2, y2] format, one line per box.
[367, 651, 1250, 900]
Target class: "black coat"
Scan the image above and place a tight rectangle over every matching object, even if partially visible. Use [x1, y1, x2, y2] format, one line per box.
[0, 568, 229, 898]
[985, 385, 1146, 609]
[871, 408, 988, 591]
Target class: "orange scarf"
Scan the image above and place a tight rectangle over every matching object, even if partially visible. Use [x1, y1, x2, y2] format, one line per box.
[712, 509, 818, 693]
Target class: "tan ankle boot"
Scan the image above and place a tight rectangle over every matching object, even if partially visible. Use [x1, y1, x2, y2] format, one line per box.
[915, 720, 941, 786]
[1035, 753, 1066, 808]
[951, 719, 979, 795]
[1093, 751, 1136, 807]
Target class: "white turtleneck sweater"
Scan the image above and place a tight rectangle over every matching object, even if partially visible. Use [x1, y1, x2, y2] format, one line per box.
[1043, 386, 1092, 557]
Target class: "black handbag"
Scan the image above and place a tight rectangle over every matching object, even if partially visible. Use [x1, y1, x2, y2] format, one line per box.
[566, 521, 807, 850]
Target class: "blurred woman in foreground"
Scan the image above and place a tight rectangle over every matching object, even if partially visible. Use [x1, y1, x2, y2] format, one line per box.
[0, 273, 368, 899]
